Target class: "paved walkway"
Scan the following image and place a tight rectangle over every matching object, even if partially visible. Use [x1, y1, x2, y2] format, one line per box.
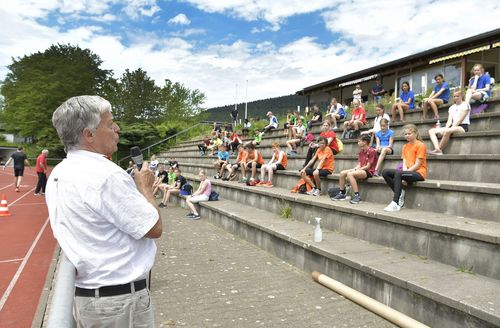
[151, 205, 395, 328]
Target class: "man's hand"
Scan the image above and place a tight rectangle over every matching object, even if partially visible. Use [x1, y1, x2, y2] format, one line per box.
[133, 161, 155, 195]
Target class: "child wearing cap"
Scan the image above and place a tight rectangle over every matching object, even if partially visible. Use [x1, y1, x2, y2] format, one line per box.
[262, 111, 278, 134]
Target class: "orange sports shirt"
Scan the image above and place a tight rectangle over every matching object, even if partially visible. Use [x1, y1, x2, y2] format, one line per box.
[316, 146, 334, 172]
[402, 140, 427, 179]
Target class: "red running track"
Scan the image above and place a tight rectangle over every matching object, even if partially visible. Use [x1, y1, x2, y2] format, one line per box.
[0, 169, 57, 328]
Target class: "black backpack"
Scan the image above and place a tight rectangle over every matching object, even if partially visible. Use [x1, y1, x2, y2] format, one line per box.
[209, 190, 219, 201]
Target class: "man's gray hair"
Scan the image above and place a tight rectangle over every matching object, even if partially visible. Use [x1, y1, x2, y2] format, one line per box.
[52, 96, 112, 152]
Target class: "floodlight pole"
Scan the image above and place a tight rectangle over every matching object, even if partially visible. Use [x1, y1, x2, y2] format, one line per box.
[245, 79, 248, 119]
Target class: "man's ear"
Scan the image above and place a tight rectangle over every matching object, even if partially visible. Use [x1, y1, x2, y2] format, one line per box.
[82, 128, 93, 142]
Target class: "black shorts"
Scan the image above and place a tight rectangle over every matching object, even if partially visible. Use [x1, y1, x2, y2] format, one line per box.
[305, 168, 331, 177]
[377, 147, 393, 155]
[14, 168, 24, 177]
[275, 164, 285, 170]
[255, 163, 262, 168]
[364, 170, 373, 179]
[460, 124, 469, 132]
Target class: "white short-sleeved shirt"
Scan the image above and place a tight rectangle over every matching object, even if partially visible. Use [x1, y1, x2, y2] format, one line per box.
[449, 102, 470, 125]
[373, 113, 391, 132]
[46, 150, 159, 288]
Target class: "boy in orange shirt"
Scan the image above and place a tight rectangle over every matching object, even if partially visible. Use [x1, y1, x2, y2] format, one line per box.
[299, 136, 334, 196]
[224, 144, 248, 182]
[382, 124, 426, 211]
[245, 143, 265, 186]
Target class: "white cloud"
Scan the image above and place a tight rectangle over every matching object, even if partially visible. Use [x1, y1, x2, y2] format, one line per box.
[123, 0, 160, 19]
[168, 13, 191, 25]
[0, 0, 499, 109]
[183, 0, 337, 30]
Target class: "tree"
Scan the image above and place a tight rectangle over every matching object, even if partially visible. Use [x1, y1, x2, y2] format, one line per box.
[0, 44, 111, 147]
[107, 68, 163, 124]
[159, 79, 206, 120]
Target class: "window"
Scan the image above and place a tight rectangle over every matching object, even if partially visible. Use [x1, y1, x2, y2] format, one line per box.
[444, 63, 461, 88]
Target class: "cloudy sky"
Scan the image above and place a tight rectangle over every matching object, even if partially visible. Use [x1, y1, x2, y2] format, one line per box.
[0, 1, 499, 108]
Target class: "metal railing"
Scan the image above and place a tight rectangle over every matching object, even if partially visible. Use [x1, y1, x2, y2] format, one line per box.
[46, 252, 76, 328]
[118, 122, 205, 167]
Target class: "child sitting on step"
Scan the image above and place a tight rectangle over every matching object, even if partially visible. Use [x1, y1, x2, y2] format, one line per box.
[258, 143, 287, 187]
[213, 144, 230, 179]
[332, 134, 377, 204]
[286, 118, 306, 157]
[382, 124, 427, 212]
[185, 170, 211, 220]
[224, 144, 248, 182]
[299, 136, 334, 196]
[244, 143, 265, 186]
[361, 104, 390, 145]
[374, 118, 394, 176]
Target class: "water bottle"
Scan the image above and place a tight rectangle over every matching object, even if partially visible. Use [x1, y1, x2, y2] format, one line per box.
[314, 217, 322, 242]
[435, 120, 441, 128]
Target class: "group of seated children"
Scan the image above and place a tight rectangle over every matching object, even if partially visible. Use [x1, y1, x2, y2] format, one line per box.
[186, 64, 491, 215]
[199, 129, 242, 156]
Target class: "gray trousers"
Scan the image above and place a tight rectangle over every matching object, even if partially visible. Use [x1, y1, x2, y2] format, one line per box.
[74, 288, 154, 328]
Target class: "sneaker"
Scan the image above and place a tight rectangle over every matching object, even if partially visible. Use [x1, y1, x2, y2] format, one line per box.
[40, 192, 45, 195]
[256, 181, 265, 186]
[306, 188, 317, 195]
[332, 125, 338, 131]
[239, 178, 247, 184]
[384, 201, 401, 212]
[221, 177, 229, 181]
[190, 213, 201, 220]
[247, 179, 257, 186]
[186, 212, 195, 217]
[398, 190, 406, 208]
[332, 193, 347, 201]
[213, 174, 220, 179]
[34, 193, 41, 196]
[158, 203, 165, 208]
[350, 194, 361, 204]
[312, 188, 321, 196]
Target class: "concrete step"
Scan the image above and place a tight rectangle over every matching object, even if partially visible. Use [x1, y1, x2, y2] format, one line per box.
[166, 129, 500, 156]
[175, 110, 500, 150]
[161, 153, 500, 183]
[177, 172, 500, 280]
[171, 195, 500, 328]
[175, 163, 500, 222]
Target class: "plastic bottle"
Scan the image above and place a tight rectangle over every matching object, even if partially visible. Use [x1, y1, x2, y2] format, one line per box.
[314, 217, 322, 242]
[435, 120, 441, 128]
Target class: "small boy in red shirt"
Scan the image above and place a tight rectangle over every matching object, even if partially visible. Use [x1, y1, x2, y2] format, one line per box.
[332, 134, 377, 204]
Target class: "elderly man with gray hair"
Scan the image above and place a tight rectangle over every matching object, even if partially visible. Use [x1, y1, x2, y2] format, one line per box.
[34, 149, 49, 195]
[45, 95, 162, 327]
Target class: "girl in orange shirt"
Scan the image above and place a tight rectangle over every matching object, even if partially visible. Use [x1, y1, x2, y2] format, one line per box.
[382, 124, 427, 212]
[258, 143, 287, 187]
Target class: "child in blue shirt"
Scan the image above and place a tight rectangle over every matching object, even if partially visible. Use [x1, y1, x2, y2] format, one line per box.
[373, 118, 394, 176]
[465, 63, 491, 105]
[213, 145, 230, 179]
[422, 73, 450, 120]
[391, 81, 414, 122]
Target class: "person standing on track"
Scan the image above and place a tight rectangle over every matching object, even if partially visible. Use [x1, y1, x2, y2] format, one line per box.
[3, 146, 30, 192]
[34, 149, 49, 195]
[46, 95, 162, 328]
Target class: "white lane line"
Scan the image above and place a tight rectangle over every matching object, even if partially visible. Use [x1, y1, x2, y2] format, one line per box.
[0, 258, 25, 264]
[0, 217, 50, 312]
[7, 187, 36, 206]
[0, 183, 15, 191]
[10, 202, 47, 207]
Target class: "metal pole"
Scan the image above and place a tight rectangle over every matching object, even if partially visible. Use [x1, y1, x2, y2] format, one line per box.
[245, 79, 248, 119]
[46, 253, 76, 328]
[235, 83, 238, 115]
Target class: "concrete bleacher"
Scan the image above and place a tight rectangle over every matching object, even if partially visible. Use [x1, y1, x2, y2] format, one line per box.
[159, 96, 500, 327]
